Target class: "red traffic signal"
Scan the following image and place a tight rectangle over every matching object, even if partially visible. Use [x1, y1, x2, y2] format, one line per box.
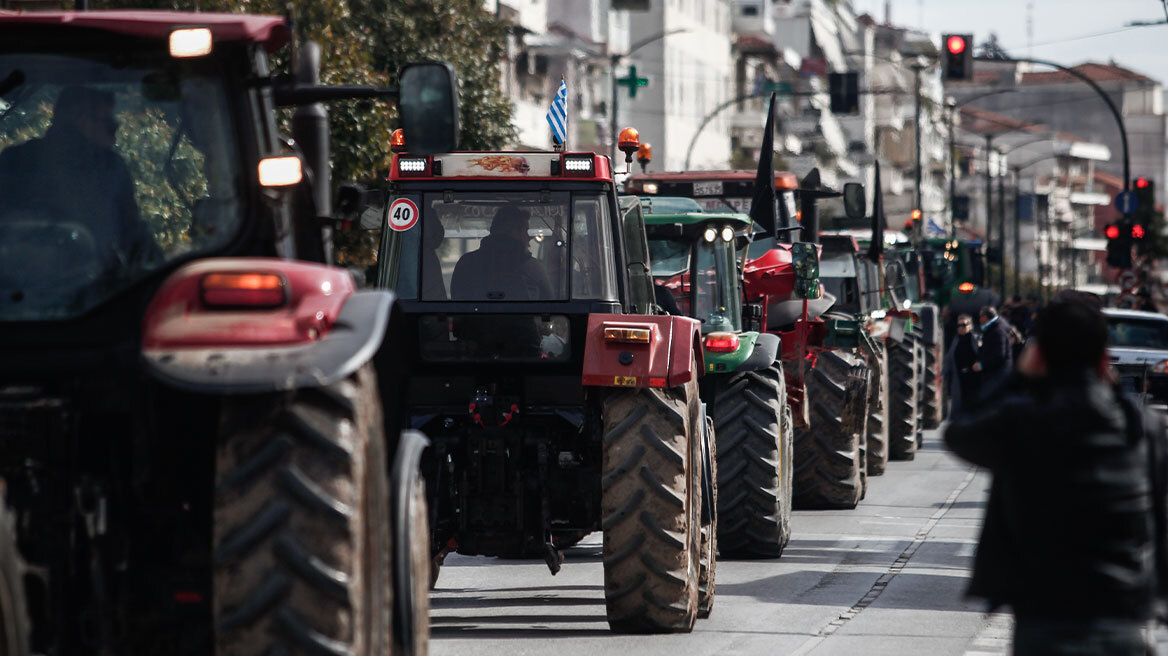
[1132, 224, 1146, 239]
[942, 34, 974, 81]
[947, 35, 967, 54]
[1106, 224, 1121, 239]
[1136, 177, 1150, 189]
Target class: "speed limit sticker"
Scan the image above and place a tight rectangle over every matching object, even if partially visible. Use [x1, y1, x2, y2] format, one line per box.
[388, 198, 420, 231]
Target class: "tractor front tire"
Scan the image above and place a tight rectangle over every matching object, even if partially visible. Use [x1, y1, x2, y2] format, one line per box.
[793, 350, 869, 510]
[888, 336, 921, 460]
[713, 362, 792, 558]
[601, 384, 701, 633]
[698, 414, 716, 619]
[866, 343, 890, 476]
[213, 364, 394, 656]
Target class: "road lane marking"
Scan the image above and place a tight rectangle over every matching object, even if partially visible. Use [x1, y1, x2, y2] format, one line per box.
[788, 466, 979, 655]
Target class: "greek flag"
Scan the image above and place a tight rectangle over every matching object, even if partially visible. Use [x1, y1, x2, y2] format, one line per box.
[546, 78, 568, 144]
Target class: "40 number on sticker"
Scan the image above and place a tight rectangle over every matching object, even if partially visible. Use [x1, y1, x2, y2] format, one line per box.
[388, 198, 420, 231]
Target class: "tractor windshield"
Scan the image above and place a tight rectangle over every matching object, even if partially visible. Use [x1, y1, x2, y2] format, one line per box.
[648, 235, 741, 333]
[0, 50, 243, 321]
[387, 190, 617, 302]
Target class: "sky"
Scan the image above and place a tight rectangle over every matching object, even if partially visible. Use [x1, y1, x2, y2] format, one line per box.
[851, 0, 1168, 82]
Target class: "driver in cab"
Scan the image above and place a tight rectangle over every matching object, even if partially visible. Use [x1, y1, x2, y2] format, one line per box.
[451, 206, 551, 301]
[0, 86, 159, 268]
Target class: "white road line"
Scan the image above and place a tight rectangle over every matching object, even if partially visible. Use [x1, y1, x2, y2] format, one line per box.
[789, 467, 979, 656]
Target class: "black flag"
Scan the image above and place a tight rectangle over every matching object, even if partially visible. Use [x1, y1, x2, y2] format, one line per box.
[867, 160, 885, 262]
[749, 93, 778, 237]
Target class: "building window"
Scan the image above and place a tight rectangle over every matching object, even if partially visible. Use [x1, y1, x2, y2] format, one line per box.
[743, 4, 759, 16]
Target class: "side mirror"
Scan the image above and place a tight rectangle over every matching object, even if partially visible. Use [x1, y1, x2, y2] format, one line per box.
[791, 241, 822, 300]
[399, 62, 460, 156]
[335, 184, 387, 230]
[843, 182, 866, 220]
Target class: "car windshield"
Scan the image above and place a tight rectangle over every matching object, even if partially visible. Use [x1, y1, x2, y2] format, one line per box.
[0, 50, 243, 321]
[1108, 317, 1168, 349]
[386, 190, 617, 302]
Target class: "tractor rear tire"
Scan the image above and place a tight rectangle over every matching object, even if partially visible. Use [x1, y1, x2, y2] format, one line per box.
[392, 431, 431, 656]
[888, 336, 921, 461]
[866, 343, 890, 476]
[793, 350, 869, 510]
[601, 383, 701, 633]
[698, 414, 716, 619]
[0, 501, 29, 656]
[214, 364, 395, 656]
[923, 341, 943, 430]
[712, 362, 792, 558]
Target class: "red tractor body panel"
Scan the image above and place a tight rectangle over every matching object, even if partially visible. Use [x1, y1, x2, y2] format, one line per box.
[582, 314, 701, 389]
[743, 245, 795, 300]
[0, 10, 290, 50]
[142, 258, 355, 349]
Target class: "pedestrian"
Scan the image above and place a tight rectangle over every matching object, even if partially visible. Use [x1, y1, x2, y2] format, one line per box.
[943, 313, 980, 415]
[972, 306, 1013, 403]
[945, 291, 1167, 655]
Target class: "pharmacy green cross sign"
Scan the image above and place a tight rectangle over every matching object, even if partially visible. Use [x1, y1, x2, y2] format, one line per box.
[617, 65, 648, 99]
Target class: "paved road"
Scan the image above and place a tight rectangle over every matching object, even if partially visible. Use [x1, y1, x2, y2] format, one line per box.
[429, 430, 1006, 656]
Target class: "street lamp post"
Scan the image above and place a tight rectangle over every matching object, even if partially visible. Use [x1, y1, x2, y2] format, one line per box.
[610, 29, 687, 164]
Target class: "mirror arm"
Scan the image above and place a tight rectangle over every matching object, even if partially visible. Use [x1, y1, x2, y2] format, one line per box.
[274, 84, 399, 107]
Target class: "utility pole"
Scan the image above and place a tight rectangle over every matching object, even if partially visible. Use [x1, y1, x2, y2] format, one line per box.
[947, 99, 957, 237]
[984, 133, 994, 295]
[913, 63, 924, 213]
[998, 159, 1006, 301]
[1013, 167, 1022, 298]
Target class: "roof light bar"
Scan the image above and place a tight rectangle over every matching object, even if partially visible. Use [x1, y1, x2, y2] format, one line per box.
[563, 156, 594, 176]
[397, 157, 429, 176]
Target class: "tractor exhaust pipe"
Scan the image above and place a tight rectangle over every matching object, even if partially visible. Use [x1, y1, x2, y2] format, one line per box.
[292, 40, 333, 263]
[800, 168, 821, 244]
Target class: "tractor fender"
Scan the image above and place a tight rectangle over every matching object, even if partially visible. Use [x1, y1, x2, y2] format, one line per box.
[734, 332, 781, 373]
[141, 257, 394, 394]
[582, 313, 702, 389]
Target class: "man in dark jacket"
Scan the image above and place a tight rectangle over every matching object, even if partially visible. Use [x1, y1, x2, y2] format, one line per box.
[945, 292, 1163, 655]
[451, 207, 551, 301]
[973, 306, 1013, 403]
[943, 313, 980, 415]
[0, 86, 157, 268]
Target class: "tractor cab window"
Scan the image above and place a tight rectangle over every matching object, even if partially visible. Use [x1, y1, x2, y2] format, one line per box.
[694, 236, 741, 334]
[386, 190, 617, 303]
[819, 253, 859, 314]
[0, 50, 243, 321]
[648, 237, 691, 315]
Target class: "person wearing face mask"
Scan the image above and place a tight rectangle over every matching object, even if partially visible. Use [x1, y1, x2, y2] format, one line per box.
[944, 313, 980, 415]
[972, 305, 1013, 404]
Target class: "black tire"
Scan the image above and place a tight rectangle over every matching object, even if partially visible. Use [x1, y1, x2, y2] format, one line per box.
[866, 343, 890, 476]
[887, 336, 921, 461]
[601, 382, 701, 633]
[391, 431, 431, 656]
[698, 414, 716, 619]
[915, 338, 928, 448]
[214, 364, 394, 656]
[793, 350, 869, 510]
[712, 362, 793, 558]
[0, 501, 29, 656]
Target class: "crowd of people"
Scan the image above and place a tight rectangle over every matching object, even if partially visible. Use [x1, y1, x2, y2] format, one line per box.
[942, 296, 1038, 413]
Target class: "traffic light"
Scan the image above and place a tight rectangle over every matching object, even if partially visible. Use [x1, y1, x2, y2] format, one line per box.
[1132, 176, 1155, 225]
[943, 34, 974, 81]
[829, 72, 859, 114]
[1106, 220, 1133, 268]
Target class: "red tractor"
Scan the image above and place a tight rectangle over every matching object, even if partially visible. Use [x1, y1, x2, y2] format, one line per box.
[372, 130, 717, 631]
[0, 11, 455, 654]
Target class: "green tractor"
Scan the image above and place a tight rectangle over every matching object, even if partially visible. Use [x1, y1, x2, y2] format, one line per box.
[640, 202, 794, 558]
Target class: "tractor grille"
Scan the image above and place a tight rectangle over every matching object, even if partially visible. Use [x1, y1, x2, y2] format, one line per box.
[0, 391, 70, 462]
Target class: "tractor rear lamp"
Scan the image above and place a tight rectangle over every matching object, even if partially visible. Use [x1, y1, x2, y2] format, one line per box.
[604, 327, 652, 344]
[562, 156, 594, 175]
[200, 272, 288, 309]
[397, 157, 429, 176]
[257, 156, 303, 187]
[169, 27, 213, 58]
[704, 332, 739, 352]
[958, 282, 976, 294]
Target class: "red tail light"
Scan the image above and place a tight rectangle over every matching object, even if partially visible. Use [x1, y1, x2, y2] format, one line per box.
[200, 272, 287, 309]
[704, 332, 740, 353]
